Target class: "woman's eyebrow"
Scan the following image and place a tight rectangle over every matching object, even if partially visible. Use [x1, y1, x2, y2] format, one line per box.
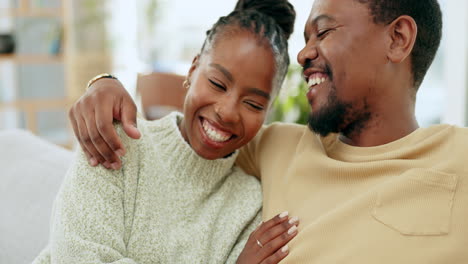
[209, 63, 234, 82]
[209, 62, 270, 100]
[247, 88, 270, 100]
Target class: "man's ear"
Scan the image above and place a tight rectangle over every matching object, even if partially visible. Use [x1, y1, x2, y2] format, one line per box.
[187, 54, 201, 80]
[386, 15, 417, 64]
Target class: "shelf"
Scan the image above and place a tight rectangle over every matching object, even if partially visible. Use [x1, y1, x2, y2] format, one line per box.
[0, 8, 62, 17]
[0, 54, 64, 64]
[0, 98, 74, 111]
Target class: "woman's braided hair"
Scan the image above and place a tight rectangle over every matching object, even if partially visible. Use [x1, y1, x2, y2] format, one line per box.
[200, 0, 296, 98]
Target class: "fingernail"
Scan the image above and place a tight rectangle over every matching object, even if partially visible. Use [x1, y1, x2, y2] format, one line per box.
[279, 211, 289, 218]
[89, 158, 98, 166]
[103, 161, 111, 169]
[289, 216, 299, 225]
[281, 245, 289, 253]
[288, 225, 297, 235]
[116, 149, 125, 157]
[111, 162, 120, 170]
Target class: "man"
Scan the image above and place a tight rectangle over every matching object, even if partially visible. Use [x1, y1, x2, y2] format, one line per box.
[70, 0, 468, 263]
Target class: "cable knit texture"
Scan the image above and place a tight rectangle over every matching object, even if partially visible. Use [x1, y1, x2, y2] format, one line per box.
[34, 112, 262, 264]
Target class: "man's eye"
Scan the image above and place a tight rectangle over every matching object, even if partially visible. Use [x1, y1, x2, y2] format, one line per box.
[209, 79, 226, 91]
[317, 29, 332, 38]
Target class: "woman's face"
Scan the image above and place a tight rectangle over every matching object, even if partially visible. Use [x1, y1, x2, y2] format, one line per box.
[180, 30, 276, 160]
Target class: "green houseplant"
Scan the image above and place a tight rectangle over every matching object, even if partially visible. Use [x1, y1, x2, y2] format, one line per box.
[268, 64, 310, 125]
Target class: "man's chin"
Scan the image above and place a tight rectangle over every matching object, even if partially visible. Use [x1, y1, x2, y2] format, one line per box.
[307, 114, 338, 137]
[307, 103, 348, 137]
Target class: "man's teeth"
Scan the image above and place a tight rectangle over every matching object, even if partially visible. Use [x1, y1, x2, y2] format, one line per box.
[202, 120, 231, 142]
[308, 77, 327, 87]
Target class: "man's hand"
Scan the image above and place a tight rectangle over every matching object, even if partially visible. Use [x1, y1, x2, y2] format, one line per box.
[237, 212, 299, 264]
[68, 78, 141, 170]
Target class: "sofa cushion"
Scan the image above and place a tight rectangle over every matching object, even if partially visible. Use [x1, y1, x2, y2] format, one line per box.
[0, 129, 73, 264]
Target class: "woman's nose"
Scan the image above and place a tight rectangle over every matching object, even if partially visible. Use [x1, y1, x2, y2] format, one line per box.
[215, 99, 240, 124]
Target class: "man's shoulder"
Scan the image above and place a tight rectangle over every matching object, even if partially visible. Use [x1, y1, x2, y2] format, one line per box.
[450, 125, 468, 135]
[437, 124, 468, 142]
[260, 121, 308, 141]
[243, 122, 318, 163]
[447, 125, 468, 147]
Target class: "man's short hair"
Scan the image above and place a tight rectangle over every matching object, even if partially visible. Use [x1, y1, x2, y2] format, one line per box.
[357, 0, 443, 89]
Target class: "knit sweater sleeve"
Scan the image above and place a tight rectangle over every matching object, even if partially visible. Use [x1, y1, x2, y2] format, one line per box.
[225, 212, 262, 264]
[36, 125, 140, 264]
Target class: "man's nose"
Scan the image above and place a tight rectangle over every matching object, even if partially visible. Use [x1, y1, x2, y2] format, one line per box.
[297, 41, 318, 66]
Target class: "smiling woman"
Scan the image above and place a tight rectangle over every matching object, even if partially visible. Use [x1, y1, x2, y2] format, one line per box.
[33, 0, 299, 263]
[180, 30, 277, 159]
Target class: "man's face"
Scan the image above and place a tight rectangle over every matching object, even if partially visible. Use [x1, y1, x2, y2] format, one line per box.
[297, 0, 388, 136]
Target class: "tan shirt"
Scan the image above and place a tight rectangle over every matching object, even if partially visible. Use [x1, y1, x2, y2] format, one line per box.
[238, 123, 468, 263]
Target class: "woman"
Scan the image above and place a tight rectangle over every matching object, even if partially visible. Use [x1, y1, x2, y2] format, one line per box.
[34, 0, 298, 263]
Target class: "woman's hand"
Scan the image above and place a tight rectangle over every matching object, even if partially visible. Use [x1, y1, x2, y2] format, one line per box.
[237, 212, 299, 264]
[68, 78, 140, 170]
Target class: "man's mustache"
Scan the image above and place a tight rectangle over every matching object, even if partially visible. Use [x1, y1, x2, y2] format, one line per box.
[303, 60, 333, 80]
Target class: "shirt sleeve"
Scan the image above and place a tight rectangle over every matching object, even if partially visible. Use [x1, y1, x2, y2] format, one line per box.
[44, 128, 140, 263]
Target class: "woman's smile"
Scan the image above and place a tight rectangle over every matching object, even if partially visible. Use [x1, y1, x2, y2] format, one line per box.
[199, 116, 236, 148]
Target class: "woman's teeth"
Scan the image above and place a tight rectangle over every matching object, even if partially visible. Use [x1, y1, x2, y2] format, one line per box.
[308, 77, 327, 87]
[202, 119, 231, 142]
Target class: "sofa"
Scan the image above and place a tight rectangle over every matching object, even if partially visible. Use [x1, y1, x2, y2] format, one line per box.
[0, 129, 73, 264]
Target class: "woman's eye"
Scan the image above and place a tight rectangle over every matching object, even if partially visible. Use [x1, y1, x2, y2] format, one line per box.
[246, 101, 264, 111]
[208, 79, 226, 91]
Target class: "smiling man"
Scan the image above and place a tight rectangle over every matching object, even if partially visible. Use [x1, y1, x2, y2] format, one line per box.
[236, 0, 468, 262]
[68, 0, 468, 263]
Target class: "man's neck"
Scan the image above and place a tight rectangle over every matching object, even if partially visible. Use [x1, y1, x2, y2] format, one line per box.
[338, 102, 419, 147]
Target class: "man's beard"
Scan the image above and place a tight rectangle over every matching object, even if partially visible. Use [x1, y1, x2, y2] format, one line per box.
[308, 89, 370, 137]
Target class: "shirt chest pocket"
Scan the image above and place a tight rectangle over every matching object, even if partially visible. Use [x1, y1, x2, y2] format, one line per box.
[372, 168, 458, 236]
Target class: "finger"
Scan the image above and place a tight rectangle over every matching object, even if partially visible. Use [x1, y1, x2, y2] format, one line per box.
[120, 98, 141, 140]
[258, 216, 299, 246]
[69, 108, 95, 165]
[254, 211, 290, 237]
[259, 245, 289, 264]
[74, 109, 107, 167]
[83, 108, 121, 169]
[257, 224, 297, 262]
[95, 99, 126, 157]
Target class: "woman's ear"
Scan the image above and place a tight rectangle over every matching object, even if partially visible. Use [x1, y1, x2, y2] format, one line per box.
[386, 15, 417, 64]
[187, 54, 201, 80]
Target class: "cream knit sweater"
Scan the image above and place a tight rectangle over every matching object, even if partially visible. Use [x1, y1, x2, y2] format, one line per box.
[34, 112, 262, 264]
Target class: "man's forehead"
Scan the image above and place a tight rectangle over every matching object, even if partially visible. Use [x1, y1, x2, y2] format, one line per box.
[306, 0, 367, 26]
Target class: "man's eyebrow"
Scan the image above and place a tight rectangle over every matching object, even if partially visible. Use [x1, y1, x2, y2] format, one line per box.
[312, 14, 336, 25]
[209, 63, 233, 82]
[304, 14, 337, 40]
[247, 88, 271, 100]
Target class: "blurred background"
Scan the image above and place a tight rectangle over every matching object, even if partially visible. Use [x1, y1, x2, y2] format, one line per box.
[1, 1, 467, 262]
[0, 0, 466, 148]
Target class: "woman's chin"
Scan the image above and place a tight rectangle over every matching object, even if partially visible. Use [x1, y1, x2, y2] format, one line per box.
[194, 147, 232, 160]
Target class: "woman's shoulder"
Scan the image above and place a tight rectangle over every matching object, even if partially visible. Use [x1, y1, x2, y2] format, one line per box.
[134, 111, 182, 136]
[114, 112, 179, 145]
